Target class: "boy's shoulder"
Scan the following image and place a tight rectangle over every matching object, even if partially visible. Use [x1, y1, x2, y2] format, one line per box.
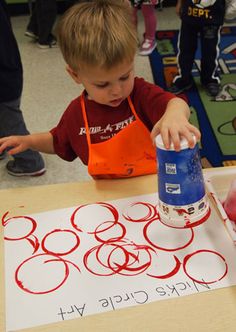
[134, 76, 153, 88]
[62, 96, 82, 119]
[133, 76, 162, 93]
[132, 76, 168, 99]
[69, 95, 81, 107]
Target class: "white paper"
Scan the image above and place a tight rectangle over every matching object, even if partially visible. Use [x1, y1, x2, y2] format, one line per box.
[3, 193, 236, 331]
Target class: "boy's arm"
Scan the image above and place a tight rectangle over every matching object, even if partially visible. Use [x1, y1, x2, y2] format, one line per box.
[150, 97, 201, 151]
[0, 132, 55, 155]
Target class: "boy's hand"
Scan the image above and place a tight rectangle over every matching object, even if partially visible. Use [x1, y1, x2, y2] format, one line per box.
[0, 135, 31, 155]
[150, 99, 201, 151]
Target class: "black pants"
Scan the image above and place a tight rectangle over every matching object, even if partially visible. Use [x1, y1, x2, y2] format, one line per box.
[174, 21, 221, 87]
[27, 0, 57, 44]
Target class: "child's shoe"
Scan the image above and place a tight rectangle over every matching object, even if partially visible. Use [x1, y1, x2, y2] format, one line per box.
[6, 160, 46, 177]
[139, 38, 157, 56]
[168, 81, 193, 95]
[38, 35, 57, 49]
[25, 30, 38, 39]
[203, 82, 220, 97]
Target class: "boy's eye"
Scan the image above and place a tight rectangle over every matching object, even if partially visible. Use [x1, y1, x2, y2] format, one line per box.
[120, 74, 129, 81]
[95, 83, 109, 88]
[94, 74, 130, 88]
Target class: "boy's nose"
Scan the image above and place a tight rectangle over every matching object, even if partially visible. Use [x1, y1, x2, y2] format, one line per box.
[110, 83, 122, 96]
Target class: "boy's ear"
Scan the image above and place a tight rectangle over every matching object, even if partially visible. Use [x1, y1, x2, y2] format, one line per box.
[66, 65, 82, 84]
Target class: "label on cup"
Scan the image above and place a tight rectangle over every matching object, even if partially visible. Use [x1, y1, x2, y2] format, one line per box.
[155, 134, 210, 228]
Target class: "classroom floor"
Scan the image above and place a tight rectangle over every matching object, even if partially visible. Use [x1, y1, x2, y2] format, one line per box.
[0, 6, 180, 189]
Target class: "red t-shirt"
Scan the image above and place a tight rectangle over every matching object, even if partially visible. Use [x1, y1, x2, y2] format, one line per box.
[50, 77, 175, 165]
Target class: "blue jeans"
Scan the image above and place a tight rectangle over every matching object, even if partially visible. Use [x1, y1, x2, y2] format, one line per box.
[0, 98, 45, 171]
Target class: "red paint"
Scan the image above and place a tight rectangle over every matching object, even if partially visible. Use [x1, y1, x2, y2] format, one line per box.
[83, 240, 154, 277]
[143, 219, 195, 251]
[183, 249, 228, 284]
[147, 256, 181, 279]
[70, 202, 119, 233]
[15, 253, 81, 294]
[173, 208, 190, 216]
[223, 179, 236, 222]
[123, 202, 158, 222]
[93, 221, 126, 243]
[159, 207, 211, 229]
[3, 212, 39, 253]
[3, 199, 228, 297]
[3, 212, 37, 240]
[15, 254, 70, 294]
[41, 229, 80, 256]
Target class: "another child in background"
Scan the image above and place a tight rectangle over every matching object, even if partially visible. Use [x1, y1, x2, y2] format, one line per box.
[169, 0, 225, 97]
[0, 0, 45, 176]
[131, 0, 158, 55]
[0, 0, 200, 179]
[25, 0, 57, 48]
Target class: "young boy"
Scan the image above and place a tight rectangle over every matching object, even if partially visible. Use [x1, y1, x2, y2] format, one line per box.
[0, 0, 200, 179]
[169, 0, 225, 97]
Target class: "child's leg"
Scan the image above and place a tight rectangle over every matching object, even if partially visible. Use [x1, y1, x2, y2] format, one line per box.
[200, 25, 221, 85]
[173, 21, 198, 87]
[36, 0, 57, 45]
[139, 4, 157, 55]
[0, 98, 45, 175]
[141, 4, 157, 41]
[132, 6, 138, 29]
[26, 7, 38, 36]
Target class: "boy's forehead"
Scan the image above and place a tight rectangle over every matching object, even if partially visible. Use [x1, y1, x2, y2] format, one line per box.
[79, 60, 135, 80]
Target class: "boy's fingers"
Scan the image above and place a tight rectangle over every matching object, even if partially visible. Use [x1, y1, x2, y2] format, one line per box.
[0, 136, 12, 142]
[191, 126, 201, 141]
[184, 127, 201, 148]
[150, 126, 161, 145]
[7, 146, 22, 156]
[150, 125, 160, 139]
[0, 139, 19, 154]
[169, 133, 181, 151]
[161, 131, 171, 150]
[179, 130, 196, 148]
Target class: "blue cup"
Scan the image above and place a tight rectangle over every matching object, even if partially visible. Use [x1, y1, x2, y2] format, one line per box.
[155, 134, 210, 228]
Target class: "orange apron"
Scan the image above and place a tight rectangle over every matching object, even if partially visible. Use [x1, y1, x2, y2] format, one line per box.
[81, 94, 157, 179]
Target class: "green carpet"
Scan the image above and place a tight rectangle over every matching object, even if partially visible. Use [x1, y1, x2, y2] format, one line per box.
[149, 26, 236, 167]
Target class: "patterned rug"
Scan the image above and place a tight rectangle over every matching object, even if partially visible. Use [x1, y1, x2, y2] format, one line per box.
[149, 26, 236, 167]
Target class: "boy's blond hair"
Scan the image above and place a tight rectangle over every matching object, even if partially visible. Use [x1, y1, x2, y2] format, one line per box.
[57, 0, 137, 71]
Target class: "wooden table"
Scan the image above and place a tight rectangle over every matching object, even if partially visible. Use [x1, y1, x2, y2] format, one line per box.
[1, 170, 236, 332]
